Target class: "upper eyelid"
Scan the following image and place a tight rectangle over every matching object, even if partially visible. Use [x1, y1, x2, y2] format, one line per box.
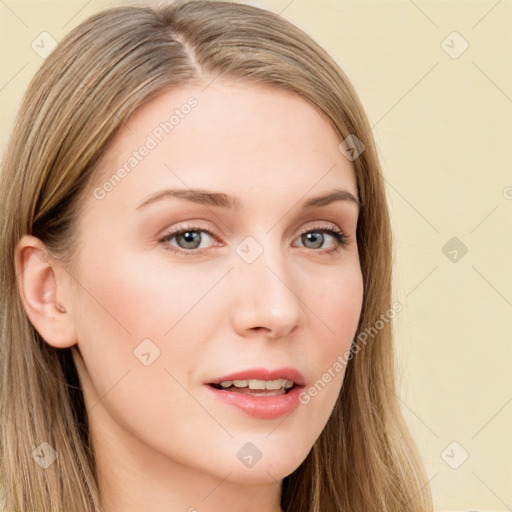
[161, 220, 343, 238]
[160, 222, 217, 239]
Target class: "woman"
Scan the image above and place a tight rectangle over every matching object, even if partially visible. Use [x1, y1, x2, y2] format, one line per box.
[0, 1, 433, 511]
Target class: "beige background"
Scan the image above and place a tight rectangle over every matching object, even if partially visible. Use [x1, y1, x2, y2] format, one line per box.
[1, 0, 511, 510]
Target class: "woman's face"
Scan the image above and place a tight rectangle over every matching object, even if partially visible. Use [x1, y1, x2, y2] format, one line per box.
[69, 79, 363, 485]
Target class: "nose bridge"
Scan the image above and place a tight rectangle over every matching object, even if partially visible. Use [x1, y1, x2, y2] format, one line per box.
[230, 234, 305, 337]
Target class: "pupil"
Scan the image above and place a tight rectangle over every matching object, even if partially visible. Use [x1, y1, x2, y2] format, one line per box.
[180, 231, 200, 248]
[304, 232, 323, 249]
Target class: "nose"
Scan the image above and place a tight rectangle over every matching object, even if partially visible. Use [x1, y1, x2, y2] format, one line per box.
[229, 241, 306, 339]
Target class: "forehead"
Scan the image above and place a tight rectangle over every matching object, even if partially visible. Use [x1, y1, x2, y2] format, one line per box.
[90, 79, 357, 211]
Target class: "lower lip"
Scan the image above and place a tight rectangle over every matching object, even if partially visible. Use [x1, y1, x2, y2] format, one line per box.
[205, 384, 304, 419]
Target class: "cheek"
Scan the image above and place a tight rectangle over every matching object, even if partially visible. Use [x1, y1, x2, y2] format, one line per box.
[296, 264, 364, 410]
[73, 243, 223, 340]
[310, 263, 364, 353]
[70, 252, 231, 469]
[70, 247, 232, 415]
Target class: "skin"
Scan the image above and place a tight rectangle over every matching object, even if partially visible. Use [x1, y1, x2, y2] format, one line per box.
[15, 79, 364, 512]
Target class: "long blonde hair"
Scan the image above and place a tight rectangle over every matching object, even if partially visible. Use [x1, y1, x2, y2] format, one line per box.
[0, 1, 433, 510]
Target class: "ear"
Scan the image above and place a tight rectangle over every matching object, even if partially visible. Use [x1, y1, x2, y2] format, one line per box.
[14, 235, 77, 348]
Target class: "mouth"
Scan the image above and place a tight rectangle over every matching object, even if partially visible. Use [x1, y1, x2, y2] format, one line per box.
[206, 367, 305, 398]
[205, 368, 306, 419]
[208, 378, 297, 396]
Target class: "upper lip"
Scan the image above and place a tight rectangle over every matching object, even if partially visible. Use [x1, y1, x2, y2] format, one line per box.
[207, 367, 305, 386]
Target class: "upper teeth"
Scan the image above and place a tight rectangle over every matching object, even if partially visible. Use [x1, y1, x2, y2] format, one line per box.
[219, 379, 294, 390]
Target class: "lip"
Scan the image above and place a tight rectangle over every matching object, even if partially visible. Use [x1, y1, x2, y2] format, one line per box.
[205, 367, 306, 420]
[205, 383, 305, 419]
[206, 367, 306, 386]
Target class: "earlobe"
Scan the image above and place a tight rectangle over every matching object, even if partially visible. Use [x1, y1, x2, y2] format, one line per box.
[14, 235, 76, 349]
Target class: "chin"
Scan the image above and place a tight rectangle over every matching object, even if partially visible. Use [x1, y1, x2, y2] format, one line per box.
[210, 445, 310, 485]
[222, 462, 301, 485]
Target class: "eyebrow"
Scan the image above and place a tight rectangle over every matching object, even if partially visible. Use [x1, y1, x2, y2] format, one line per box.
[136, 187, 361, 211]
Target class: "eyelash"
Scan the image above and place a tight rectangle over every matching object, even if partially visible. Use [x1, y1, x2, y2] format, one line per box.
[158, 222, 350, 258]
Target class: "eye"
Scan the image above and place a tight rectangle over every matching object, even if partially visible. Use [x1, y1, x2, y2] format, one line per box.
[159, 224, 218, 256]
[158, 222, 350, 257]
[293, 223, 349, 255]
